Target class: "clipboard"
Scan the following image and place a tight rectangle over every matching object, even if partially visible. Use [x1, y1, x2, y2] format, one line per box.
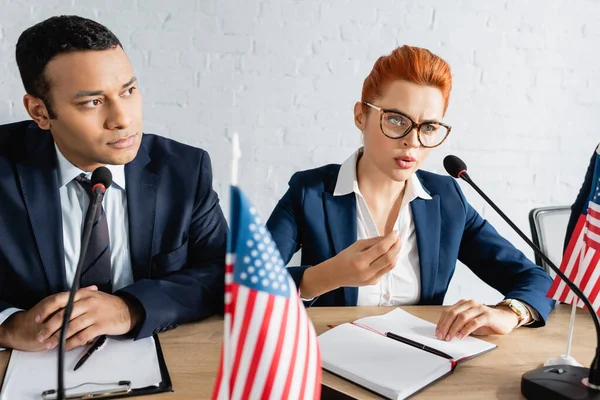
[0, 335, 172, 400]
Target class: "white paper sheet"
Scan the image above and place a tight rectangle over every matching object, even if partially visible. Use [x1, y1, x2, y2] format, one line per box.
[0, 336, 162, 400]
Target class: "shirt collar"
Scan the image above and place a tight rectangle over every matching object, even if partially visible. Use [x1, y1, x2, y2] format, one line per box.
[54, 143, 126, 190]
[333, 147, 432, 201]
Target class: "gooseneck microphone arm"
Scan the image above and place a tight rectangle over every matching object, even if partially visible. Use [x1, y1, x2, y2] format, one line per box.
[56, 167, 112, 400]
[443, 155, 600, 390]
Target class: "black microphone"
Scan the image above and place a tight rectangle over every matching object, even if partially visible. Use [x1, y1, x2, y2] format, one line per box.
[444, 155, 600, 399]
[56, 167, 112, 400]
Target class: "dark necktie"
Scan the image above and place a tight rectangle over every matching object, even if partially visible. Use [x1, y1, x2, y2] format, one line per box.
[74, 173, 113, 293]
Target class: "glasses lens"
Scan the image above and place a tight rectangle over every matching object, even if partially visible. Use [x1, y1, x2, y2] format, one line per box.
[418, 123, 449, 147]
[381, 112, 412, 138]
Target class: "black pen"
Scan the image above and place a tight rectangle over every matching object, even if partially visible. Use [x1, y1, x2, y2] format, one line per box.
[385, 331, 454, 360]
[73, 335, 107, 371]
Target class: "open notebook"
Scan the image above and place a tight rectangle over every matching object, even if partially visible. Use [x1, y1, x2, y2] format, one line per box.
[318, 309, 497, 400]
[0, 336, 171, 400]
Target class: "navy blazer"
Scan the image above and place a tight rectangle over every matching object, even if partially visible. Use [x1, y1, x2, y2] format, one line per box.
[0, 121, 228, 339]
[565, 149, 597, 250]
[266, 164, 555, 325]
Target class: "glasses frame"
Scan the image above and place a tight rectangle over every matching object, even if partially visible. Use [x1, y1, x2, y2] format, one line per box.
[363, 102, 452, 148]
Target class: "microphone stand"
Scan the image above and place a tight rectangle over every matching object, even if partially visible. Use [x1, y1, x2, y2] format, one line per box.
[56, 187, 105, 400]
[457, 171, 600, 399]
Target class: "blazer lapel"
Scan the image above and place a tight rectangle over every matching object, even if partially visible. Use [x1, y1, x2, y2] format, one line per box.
[16, 125, 66, 292]
[411, 195, 441, 304]
[322, 192, 358, 305]
[125, 140, 158, 281]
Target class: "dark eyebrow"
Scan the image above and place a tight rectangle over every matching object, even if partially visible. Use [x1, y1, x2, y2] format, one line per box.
[73, 76, 137, 99]
[383, 107, 441, 123]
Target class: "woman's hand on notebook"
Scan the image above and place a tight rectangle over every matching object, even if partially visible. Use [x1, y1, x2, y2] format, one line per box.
[299, 231, 401, 299]
[435, 299, 519, 342]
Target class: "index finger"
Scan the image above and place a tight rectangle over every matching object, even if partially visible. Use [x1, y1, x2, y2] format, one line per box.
[353, 236, 385, 251]
[362, 230, 399, 260]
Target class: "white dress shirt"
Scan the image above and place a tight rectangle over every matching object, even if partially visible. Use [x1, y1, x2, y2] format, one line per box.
[334, 148, 432, 306]
[0, 145, 134, 329]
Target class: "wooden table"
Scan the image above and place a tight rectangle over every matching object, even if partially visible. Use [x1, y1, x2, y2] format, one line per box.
[0, 305, 595, 399]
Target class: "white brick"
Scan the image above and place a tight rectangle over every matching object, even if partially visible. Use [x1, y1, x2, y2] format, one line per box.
[194, 34, 251, 54]
[241, 55, 297, 75]
[380, 3, 433, 28]
[254, 36, 312, 57]
[75, 0, 137, 9]
[257, 108, 315, 129]
[213, 1, 260, 18]
[320, 2, 377, 25]
[259, 1, 320, 25]
[148, 49, 180, 69]
[504, 31, 546, 50]
[130, 29, 193, 51]
[0, 100, 12, 118]
[222, 15, 258, 36]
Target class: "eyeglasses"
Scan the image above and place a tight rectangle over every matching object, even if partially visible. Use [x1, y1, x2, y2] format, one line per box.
[363, 102, 451, 148]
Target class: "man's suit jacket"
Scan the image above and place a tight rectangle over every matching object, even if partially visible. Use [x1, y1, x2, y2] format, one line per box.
[0, 121, 228, 339]
[565, 148, 597, 250]
[266, 164, 555, 325]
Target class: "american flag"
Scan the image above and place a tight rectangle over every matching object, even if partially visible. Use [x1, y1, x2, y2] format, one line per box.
[547, 145, 600, 311]
[212, 186, 321, 400]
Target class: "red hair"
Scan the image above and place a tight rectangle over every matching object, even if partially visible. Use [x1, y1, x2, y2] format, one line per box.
[361, 45, 452, 114]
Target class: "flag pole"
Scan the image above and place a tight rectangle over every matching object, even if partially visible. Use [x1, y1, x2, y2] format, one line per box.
[223, 132, 241, 398]
[231, 132, 241, 186]
[565, 302, 577, 358]
[544, 299, 583, 367]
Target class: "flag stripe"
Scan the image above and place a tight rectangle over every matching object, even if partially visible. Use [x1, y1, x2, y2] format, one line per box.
[583, 251, 600, 305]
[260, 297, 292, 400]
[248, 298, 287, 400]
[279, 297, 302, 400]
[232, 291, 270, 399]
[587, 221, 600, 236]
[589, 201, 600, 215]
[287, 301, 308, 400]
[298, 307, 313, 400]
[241, 295, 276, 399]
[577, 246, 597, 290]
[229, 289, 258, 394]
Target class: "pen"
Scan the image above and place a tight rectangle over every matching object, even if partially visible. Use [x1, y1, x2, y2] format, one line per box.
[385, 331, 454, 360]
[73, 335, 107, 371]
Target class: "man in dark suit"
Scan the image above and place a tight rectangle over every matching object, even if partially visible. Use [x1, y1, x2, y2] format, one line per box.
[0, 16, 227, 351]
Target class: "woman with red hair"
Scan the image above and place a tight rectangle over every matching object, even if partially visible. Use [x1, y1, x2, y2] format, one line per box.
[266, 46, 554, 340]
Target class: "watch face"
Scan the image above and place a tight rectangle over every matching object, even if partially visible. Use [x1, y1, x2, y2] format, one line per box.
[511, 301, 528, 315]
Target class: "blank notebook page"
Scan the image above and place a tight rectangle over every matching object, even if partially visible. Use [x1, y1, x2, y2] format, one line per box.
[0, 336, 162, 400]
[319, 323, 452, 400]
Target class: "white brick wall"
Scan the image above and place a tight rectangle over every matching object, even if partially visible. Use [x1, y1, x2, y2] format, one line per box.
[2, 0, 599, 305]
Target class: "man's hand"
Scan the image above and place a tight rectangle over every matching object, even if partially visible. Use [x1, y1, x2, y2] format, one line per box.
[0, 286, 98, 351]
[435, 299, 520, 341]
[38, 290, 143, 350]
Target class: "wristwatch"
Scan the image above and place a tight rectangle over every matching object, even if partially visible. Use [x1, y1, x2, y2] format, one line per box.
[495, 299, 530, 326]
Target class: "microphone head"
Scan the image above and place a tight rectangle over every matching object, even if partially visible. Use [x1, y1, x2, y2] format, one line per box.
[91, 166, 113, 190]
[443, 155, 468, 179]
